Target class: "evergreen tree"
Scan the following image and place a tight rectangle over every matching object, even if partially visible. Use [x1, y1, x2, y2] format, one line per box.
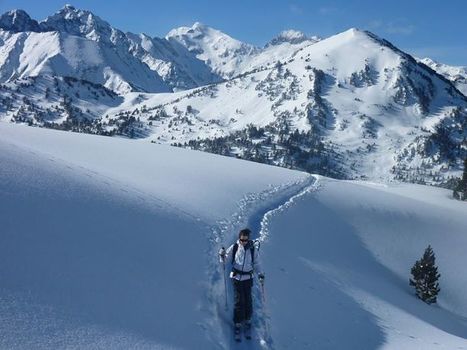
[409, 245, 441, 304]
[453, 158, 467, 200]
[462, 158, 467, 199]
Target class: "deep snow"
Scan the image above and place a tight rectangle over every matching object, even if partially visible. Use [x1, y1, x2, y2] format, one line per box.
[1, 122, 466, 349]
[0, 122, 308, 349]
[260, 177, 467, 349]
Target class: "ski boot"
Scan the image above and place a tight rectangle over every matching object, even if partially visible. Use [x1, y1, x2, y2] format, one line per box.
[244, 320, 252, 340]
[234, 323, 242, 342]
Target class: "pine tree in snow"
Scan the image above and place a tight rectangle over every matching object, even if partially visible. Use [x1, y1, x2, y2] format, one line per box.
[409, 245, 441, 304]
[453, 159, 466, 200]
[454, 158, 467, 200]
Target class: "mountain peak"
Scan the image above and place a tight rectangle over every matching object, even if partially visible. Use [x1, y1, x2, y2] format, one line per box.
[420, 57, 441, 68]
[266, 29, 319, 47]
[53, 4, 87, 19]
[337, 27, 365, 38]
[166, 22, 259, 78]
[166, 22, 216, 39]
[40, 5, 115, 39]
[63, 4, 76, 11]
[0, 9, 41, 32]
[166, 22, 257, 51]
[192, 22, 206, 30]
[327, 28, 410, 57]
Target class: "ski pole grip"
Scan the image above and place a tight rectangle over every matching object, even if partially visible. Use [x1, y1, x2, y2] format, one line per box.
[218, 247, 226, 263]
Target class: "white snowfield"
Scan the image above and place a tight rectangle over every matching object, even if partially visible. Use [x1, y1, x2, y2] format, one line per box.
[1, 122, 466, 349]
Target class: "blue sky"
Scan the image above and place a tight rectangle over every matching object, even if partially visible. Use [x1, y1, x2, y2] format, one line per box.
[2, 0, 466, 65]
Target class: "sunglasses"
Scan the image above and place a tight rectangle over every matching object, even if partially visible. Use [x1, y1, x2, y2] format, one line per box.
[239, 238, 249, 242]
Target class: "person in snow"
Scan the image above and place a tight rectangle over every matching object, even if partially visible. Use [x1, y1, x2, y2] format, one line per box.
[219, 228, 265, 339]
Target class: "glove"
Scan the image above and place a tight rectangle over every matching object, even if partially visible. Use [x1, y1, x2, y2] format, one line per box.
[218, 247, 226, 263]
[258, 273, 265, 282]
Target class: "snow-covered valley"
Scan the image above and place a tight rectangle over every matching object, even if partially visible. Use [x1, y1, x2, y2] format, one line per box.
[1, 122, 466, 349]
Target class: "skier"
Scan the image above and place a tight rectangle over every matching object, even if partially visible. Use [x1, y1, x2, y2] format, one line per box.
[219, 228, 265, 341]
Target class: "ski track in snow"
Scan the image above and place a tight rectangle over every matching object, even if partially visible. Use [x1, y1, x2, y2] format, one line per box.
[206, 174, 319, 349]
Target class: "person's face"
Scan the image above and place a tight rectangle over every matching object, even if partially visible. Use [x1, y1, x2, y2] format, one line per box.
[239, 235, 249, 245]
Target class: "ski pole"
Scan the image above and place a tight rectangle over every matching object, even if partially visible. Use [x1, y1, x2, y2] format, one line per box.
[222, 260, 228, 309]
[259, 274, 266, 303]
[261, 281, 266, 303]
[219, 247, 228, 310]
[258, 274, 271, 342]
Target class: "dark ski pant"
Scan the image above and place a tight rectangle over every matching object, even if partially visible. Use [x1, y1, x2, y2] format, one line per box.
[233, 278, 253, 324]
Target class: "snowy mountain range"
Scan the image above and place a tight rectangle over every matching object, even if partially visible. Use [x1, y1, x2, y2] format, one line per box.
[166, 23, 319, 79]
[0, 5, 466, 186]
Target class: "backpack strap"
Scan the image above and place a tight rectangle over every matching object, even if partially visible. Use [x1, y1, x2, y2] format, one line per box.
[251, 242, 255, 265]
[231, 243, 238, 265]
[231, 241, 255, 265]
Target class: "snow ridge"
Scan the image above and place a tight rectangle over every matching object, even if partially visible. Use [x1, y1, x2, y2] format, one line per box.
[419, 57, 467, 96]
[259, 175, 320, 243]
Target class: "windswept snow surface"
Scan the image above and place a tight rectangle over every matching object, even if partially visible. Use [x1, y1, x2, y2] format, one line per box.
[261, 176, 467, 349]
[0, 122, 309, 349]
[1, 122, 467, 349]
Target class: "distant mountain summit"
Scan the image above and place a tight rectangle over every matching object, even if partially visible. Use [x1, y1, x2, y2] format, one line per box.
[166, 23, 321, 79]
[40, 4, 113, 39]
[0, 9, 41, 32]
[419, 57, 467, 96]
[166, 22, 260, 78]
[266, 30, 319, 46]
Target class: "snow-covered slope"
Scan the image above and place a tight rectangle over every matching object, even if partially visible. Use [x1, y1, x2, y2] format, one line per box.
[0, 28, 170, 94]
[0, 75, 123, 134]
[262, 176, 467, 349]
[420, 57, 467, 96]
[108, 28, 467, 184]
[42, 5, 221, 91]
[1, 122, 466, 349]
[0, 121, 309, 349]
[126, 32, 222, 91]
[0, 6, 221, 93]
